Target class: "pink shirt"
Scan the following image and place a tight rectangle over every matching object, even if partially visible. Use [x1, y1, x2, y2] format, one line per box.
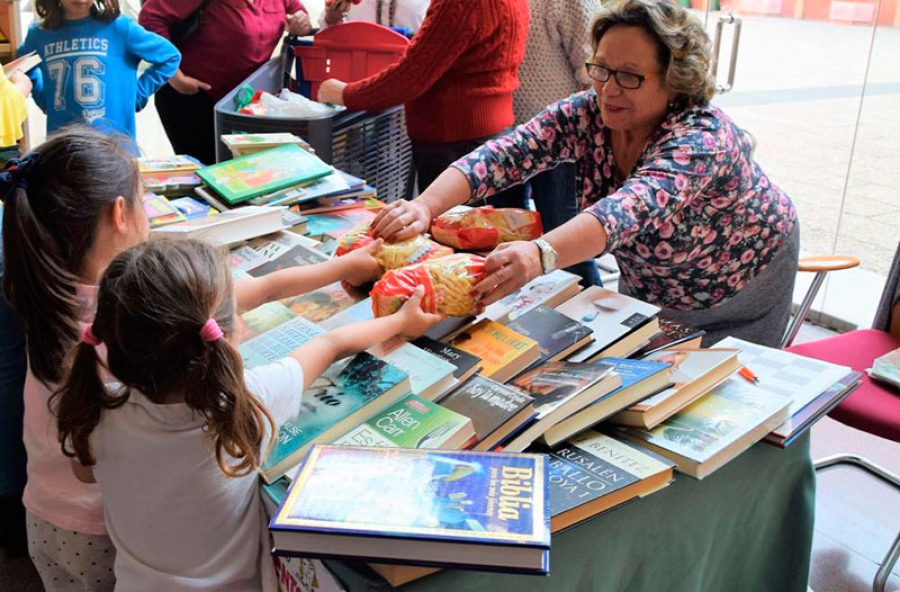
[22, 284, 106, 535]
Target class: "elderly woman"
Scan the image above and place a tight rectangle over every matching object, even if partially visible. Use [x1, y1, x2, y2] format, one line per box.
[372, 0, 799, 348]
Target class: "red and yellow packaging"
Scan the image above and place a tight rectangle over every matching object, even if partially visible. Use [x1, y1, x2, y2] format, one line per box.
[371, 254, 487, 317]
[430, 206, 543, 251]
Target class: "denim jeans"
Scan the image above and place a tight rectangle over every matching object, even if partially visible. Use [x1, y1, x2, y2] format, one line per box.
[529, 162, 602, 288]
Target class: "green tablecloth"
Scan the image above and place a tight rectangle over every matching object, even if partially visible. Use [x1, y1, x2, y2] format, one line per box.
[324, 434, 816, 592]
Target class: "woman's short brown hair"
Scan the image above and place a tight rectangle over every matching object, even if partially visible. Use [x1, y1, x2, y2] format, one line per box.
[591, 0, 716, 110]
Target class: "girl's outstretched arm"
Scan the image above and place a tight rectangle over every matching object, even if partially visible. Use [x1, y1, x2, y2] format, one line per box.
[233, 240, 382, 313]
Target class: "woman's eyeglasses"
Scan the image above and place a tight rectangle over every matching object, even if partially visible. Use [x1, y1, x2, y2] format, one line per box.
[585, 62, 659, 90]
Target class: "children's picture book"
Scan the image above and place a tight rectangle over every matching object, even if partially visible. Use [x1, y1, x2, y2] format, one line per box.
[142, 193, 186, 228]
[556, 286, 660, 363]
[539, 357, 672, 447]
[334, 394, 475, 450]
[544, 430, 674, 533]
[251, 171, 353, 207]
[503, 362, 621, 452]
[261, 354, 411, 483]
[304, 207, 379, 242]
[142, 172, 203, 196]
[138, 154, 204, 173]
[484, 270, 583, 324]
[412, 336, 483, 382]
[367, 337, 458, 401]
[196, 145, 333, 205]
[449, 320, 540, 384]
[170, 196, 218, 220]
[238, 316, 324, 370]
[221, 132, 312, 158]
[507, 305, 594, 370]
[270, 445, 551, 573]
[608, 348, 741, 430]
[149, 206, 286, 246]
[614, 377, 791, 479]
[436, 375, 535, 451]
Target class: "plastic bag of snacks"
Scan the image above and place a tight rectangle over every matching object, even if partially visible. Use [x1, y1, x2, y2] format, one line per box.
[430, 206, 543, 251]
[336, 224, 453, 271]
[371, 254, 487, 317]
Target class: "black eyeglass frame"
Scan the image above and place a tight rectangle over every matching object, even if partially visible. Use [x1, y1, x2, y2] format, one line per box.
[585, 62, 660, 90]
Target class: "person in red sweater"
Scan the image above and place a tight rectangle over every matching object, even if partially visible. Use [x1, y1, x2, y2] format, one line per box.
[318, 0, 529, 202]
[140, 0, 311, 165]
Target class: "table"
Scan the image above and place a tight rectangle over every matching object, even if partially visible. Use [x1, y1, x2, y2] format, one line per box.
[324, 434, 816, 591]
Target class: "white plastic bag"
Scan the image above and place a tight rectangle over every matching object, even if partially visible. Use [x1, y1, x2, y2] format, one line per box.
[256, 89, 344, 118]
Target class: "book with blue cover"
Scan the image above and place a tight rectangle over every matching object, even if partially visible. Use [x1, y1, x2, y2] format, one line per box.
[270, 445, 551, 574]
[261, 353, 411, 483]
[539, 357, 672, 447]
[238, 316, 324, 370]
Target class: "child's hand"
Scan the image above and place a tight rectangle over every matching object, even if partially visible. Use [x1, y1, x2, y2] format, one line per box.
[397, 286, 444, 339]
[341, 239, 383, 287]
[9, 70, 32, 97]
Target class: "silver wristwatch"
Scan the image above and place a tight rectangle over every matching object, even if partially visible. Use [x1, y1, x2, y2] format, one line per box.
[533, 238, 558, 275]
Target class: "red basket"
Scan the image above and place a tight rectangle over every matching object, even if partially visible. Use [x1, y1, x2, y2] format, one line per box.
[294, 22, 409, 100]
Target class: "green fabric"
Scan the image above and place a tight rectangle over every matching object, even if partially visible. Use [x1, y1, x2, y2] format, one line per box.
[325, 434, 816, 592]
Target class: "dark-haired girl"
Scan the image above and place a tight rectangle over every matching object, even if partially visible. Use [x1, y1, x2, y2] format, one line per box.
[19, 0, 179, 140]
[54, 239, 440, 591]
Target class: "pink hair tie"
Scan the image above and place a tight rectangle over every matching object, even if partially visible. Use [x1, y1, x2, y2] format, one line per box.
[81, 324, 102, 346]
[199, 318, 224, 343]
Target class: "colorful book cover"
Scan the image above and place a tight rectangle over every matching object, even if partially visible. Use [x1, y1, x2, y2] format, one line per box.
[196, 145, 333, 205]
[507, 305, 593, 368]
[271, 446, 550, 571]
[138, 154, 203, 173]
[280, 282, 364, 324]
[556, 286, 660, 363]
[368, 337, 457, 400]
[222, 132, 306, 147]
[251, 171, 353, 207]
[262, 354, 410, 483]
[485, 269, 581, 324]
[545, 430, 673, 532]
[238, 316, 324, 370]
[142, 193, 186, 228]
[437, 375, 534, 445]
[170, 196, 217, 219]
[304, 208, 379, 241]
[334, 394, 473, 449]
[449, 320, 539, 382]
[319, 298, 374, 331]
[412, 336, 482, 381]
[239, 301, 297, 341]
[510, 362, 617, 422]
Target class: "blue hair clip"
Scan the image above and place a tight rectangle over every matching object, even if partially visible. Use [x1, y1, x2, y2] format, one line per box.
[0, 152, 40, 199]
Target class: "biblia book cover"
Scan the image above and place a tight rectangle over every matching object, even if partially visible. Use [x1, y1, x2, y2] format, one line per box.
[261, 354, 410, 483]
[271, 446, 550, 572]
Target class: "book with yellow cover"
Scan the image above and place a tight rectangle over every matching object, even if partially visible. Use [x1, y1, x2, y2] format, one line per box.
[449, 319, 540, 383]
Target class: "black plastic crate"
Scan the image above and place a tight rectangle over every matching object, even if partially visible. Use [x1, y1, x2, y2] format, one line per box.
[213, 53, 413, 202]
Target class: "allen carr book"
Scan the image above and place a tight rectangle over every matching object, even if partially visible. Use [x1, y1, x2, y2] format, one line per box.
[196, 145, 334, 205]
[539, 357, 673, 448]
[614, 377, 791, 479]
[270, 445, 551, 574]
[507, 305, 594, 369]
[412, 336, 482, 382]
[333, 394, 474, 450]
[368, 337, 458, 401]
[544, 430, 674, 532]
[556, 286, 660, 363]
[449, 320, 540, 384]
[261, 353, 410, 483]
[502, 362, 621, 453]
[437, 375, 535, 451]
[238, 316, 324, 370]
[484, 269, 582, 324]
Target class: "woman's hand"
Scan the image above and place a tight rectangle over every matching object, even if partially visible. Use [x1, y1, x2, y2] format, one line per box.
[286, 11, 312, 36]
[371, 200, 433, 242]
[340, 239, 384, 286]
[317, 79, 347, 105]
[397, 286, 445, 339]
[472, 241, 543, 306]
[169, 70, 211, 95]
[324, 0, 352, 26]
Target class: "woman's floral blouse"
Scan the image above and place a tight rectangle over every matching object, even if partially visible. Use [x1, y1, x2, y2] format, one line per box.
[452, 90, 797, 311]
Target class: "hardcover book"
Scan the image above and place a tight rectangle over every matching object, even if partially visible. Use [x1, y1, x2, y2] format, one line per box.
[238, 316, 324, 370]
[170, 196, 218, 220]
[150, 206, 286, 246]
[437, 375, 535, 451]
[608, 348, 741, 430]
[250, 171, 352, 207]
[502, 362, 621, 452]
[367, 337, 458, 401]
[261, 354, 411, 483]
[633, 317, 706, 358]
[270, 446, 551, 573]
[615, 377, 791, 479]
[138, 154, 203, 173]
[556, 286, 660, 362]
[544, 430, 674, 532]
[449, 320, 540, 384]
[142, 193, 186, 228]
[412, 336, 482, 382]
[507, 305, 594, 370]
[333, 394, 474, 450]
[196, 145, 333, 205]
[484, 270, 582, 324]
[539, 357, 672, 447]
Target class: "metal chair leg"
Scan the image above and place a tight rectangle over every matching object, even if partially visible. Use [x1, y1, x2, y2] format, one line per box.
[815, 454, 900, 592]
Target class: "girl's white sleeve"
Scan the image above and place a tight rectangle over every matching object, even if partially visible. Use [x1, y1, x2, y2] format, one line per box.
[244, 357, 305, 427]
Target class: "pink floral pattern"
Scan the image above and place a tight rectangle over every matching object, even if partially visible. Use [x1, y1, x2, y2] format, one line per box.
[452, 90, 797, 310]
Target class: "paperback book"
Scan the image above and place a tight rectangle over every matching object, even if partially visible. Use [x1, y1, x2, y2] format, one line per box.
[449, 320, 540, 384]
[506, 305, 594, 370]
[437, 375, 535, 451]
[280, 282, 365, 324]
[261, 353, 411, 483]
[367, 337, 458, 401]
[238, 301, 297, 341]
[142, 193, 186, 228]
[412, 336, 483, 382]
[270, 446, 551, 573]
[484, 270, 582, 324]
[247, 243, 329, 277]
[238, 316, 324, 370]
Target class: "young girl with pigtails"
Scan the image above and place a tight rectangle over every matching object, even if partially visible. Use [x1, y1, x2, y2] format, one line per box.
[53, 239, 441, 591]
[0, 126, 412, 591]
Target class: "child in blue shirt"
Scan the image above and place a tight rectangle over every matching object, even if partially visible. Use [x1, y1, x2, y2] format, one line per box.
[19, 0, 180, 141]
